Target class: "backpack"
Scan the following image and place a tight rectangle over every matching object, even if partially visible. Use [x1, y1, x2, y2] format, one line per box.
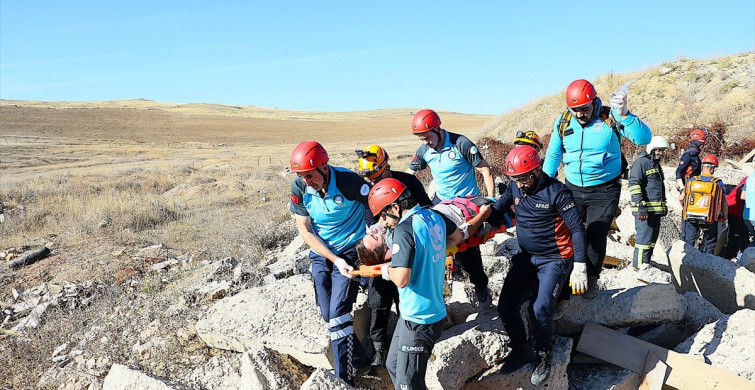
[557, 106, 630, 179]
[682, 176, 724, 224]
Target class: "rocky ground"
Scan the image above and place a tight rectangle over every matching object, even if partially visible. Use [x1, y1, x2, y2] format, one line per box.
[2, 165, 755, 390]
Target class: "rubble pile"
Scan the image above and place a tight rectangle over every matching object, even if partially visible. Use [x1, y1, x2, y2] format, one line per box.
[3, 165, 754, 390]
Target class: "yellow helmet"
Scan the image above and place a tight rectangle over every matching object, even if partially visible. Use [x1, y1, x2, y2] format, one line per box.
[355, 144, 389, 180]
[514, 131, 543, 150]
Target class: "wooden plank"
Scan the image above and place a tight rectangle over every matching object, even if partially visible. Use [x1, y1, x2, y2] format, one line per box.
[739, 148, 755, 164]
[725, 158, 746, 170]
[639, 351, 668, 390]
[577, 322, 754, 390]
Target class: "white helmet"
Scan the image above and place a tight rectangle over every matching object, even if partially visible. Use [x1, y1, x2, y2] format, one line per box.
[646, 136, 669, 154]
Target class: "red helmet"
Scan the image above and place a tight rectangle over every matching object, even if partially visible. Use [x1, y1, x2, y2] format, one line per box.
[689, 129, 707, 143]
[290, 141, 328, 172]
[565, 79, 597, 108]
[505, 145, 542, 176]
[412, 109, 441, 134]
[368, 178, 408, 216]
[701, 154, 719, 167]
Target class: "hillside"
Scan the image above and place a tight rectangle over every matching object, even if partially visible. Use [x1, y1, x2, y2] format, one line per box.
[483, 52, 755, 143]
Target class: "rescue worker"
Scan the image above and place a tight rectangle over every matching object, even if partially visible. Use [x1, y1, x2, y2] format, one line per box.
[488, 145, 588, 385]
[407, 109, 496, 307]
[628, 136, 669, 269]
[354, 144, 431, 373]
[675, 129, 707, 191]
[368, 178, 462, 390]
[724, 176, 753, 259]
[679, 154, 728, 254]
[543, 79, 651, 297]
[288, 141, 369, 384]
[514, 130, 544, 152]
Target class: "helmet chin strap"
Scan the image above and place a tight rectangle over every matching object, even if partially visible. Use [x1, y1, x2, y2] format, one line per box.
[384, 203, 402, 221]
[316, 166, 329, 196]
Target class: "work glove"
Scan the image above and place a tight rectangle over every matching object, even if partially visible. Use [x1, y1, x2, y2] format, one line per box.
[381, 263, 391, 281]
[638, 206, 649, 221]
[333, 257, 355, 279]
[609, 90, 628, 116]
[722, 220, 728, 231]
[368, 223, 386, 235]
[570, 262, 588, 295]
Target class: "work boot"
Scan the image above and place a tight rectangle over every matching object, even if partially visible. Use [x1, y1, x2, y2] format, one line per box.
[368, 342, 385, 375]
[582, 276, 599, 299]
[499, 342, 534, 374]
[476, 287, 492, 309]
[530, 349, 553, 385]
[552, 299, 570, 320]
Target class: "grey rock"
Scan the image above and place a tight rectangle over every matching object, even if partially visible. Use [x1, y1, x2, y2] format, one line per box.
[301, 368, 352, 390]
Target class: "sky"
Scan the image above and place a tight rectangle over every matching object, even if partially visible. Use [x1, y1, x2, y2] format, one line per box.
[1, 1, 753, 115]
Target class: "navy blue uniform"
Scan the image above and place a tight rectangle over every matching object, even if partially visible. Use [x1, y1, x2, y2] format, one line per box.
[675, 142, 702, 183]
[290, 166, 371, 382]
[489, 173, 586, 352]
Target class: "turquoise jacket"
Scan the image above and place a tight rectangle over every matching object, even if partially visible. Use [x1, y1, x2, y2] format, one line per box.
[543, 98, 652, 187]
[744, 172, 755, 222]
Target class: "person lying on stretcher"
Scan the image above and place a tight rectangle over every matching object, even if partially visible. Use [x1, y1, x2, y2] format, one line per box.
[354, 196, 516, 275]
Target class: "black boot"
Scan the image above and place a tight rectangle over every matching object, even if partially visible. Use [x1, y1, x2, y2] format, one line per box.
[530, 349, 553, 385]
[499, 342, 534, 374]
[369, 342, 385, 374]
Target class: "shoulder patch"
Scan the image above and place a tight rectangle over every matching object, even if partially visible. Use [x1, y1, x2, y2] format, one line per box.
[392, 243, 401, 256]
[291, 194, 300, 204]
[470, 146, 478, 154]
[360, 183, 370, 196]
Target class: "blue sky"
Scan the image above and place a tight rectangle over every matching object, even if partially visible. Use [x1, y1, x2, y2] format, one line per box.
[1, 1, 753, 115]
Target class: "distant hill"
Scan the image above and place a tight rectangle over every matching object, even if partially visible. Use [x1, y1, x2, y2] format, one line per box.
[483, 52, 755, 143]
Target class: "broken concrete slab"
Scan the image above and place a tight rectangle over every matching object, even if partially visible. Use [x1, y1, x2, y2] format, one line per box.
[196, 274, 329, 367]
[669, 240, 755, 313]
[195, 273, 369, 369]
[182, 348, 310, 390]
[675, 309, 755, 381]
[459, 336, 572, 390]
[425, 310, 509, 390]
[103, 364, 189, 390]
[568, 364, 640, 390]
[737, 246, 755, 272]
[680, 291, 723, 330]
[557, 284, 684, 335]
[300, 368, 352, 390]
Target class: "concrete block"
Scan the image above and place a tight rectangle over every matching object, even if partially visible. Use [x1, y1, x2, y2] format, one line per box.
[459, 336, 572, 390]
[557, 284, 684, 335]
[301, 368, 352, 390]
[669, 240, 755, 314]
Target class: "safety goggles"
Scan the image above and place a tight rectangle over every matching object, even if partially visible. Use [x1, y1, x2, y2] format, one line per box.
[509, 172, 535, 183]
[354, 150, 379, 159]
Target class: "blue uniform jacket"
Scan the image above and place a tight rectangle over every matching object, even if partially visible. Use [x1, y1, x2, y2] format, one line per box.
[543, 98, 651, 187]
[408, 130, 483, 200]
[489, 173, 587, 265]
[289, 166, 372, 255]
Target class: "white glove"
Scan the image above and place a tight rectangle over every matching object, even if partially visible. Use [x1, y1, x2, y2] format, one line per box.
[333, 257, 354, 279]
[609, 91, 628, 116]
[722, 220, 728, 231]
[381, 263, 391, 281]
[570, 262, 588, 295]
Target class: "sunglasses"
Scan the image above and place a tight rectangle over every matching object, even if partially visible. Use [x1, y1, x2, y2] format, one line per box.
[509, 172, 535, 183]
